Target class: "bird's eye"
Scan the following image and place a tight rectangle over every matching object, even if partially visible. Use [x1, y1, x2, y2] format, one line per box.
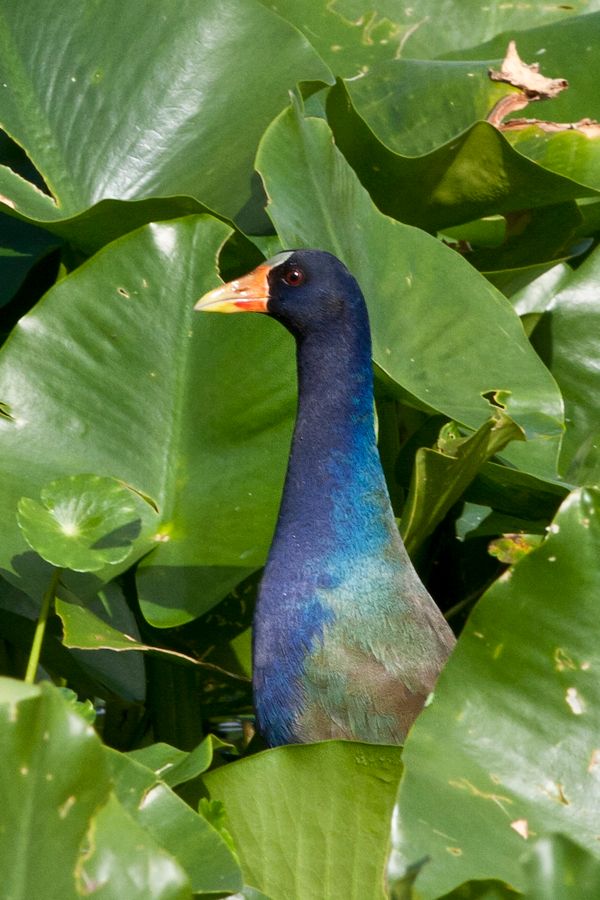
[283, 267, 305, 287]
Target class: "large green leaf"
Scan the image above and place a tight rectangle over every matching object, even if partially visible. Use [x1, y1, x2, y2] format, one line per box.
[258, 0, 405, 76]
[511, 245, 600, 479]
[0, 677, 111, 900]
[0, 216, 295, 624]
[336, 59, 514, 159]
[0, 0, 331, 245]
[446, 13, 600, 122]
[256, 100, 563, 478]
[377, 1, 600, 60]
[388, 487, 600, 897]
[204, 741, 403, 900]
[325, 12, 600, 233]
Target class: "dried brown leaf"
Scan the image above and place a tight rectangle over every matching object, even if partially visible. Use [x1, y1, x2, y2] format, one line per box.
[489, 40, 568, 99]
[487, 40, 569, 128]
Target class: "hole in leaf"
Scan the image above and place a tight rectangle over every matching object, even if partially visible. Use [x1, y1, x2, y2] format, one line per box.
[482, 390, 507, 410]
[0, 129, 53, 198]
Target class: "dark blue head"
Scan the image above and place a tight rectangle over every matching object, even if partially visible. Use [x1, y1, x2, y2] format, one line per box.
[264, 250, 365, 338]
[195, 248, 368, 341]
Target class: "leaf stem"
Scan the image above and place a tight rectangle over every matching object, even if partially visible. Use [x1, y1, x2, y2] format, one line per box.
[24, 567, 61, 684]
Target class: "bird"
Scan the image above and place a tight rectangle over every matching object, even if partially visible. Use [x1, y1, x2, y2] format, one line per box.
[195, 249, 455, 746]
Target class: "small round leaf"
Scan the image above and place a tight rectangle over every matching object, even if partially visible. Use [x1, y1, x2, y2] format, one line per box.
[17, 474, 151, 572]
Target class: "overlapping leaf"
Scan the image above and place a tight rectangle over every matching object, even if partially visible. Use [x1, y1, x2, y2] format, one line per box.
[0, 676, 246, 898]
[107, 748, 242, 894]
[0, 678, 111, 899]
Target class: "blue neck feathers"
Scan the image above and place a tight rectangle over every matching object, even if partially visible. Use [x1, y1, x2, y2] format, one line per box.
[268, 299, 396, 567]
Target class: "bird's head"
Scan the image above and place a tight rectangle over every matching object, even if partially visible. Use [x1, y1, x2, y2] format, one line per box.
[194, 249, 363, 337]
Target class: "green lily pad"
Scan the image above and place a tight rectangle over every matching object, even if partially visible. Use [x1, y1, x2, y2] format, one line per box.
[17, 474, 156, 572]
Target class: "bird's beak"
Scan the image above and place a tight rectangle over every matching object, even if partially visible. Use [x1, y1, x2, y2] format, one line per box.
[194, 262, 271, 314]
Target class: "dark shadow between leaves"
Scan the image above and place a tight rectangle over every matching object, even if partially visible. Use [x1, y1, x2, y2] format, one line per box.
[92, 517, 142, 550]
[528, 309, 555, 369]
[3, 550, 106, 607]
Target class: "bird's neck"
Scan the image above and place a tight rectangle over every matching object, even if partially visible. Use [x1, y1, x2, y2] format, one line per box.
[294, 322, 375, 461]
[269, 308, 396, 565]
